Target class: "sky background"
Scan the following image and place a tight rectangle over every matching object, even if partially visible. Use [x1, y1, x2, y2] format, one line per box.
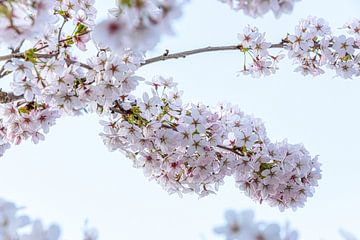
[1, 0, 360, 239]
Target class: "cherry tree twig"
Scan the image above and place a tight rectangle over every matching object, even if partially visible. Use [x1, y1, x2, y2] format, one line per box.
[143, 43, 284, 66]
[0, 42, 286, 68]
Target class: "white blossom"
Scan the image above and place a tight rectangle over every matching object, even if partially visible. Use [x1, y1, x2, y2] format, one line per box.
[218, 0, 301, 18]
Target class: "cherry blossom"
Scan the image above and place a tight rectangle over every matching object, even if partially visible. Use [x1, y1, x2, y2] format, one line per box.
[0, 0, 55, 45]
[340, 230, 358, 240]
[8, 1, 360, 214]
[221, 17, 360, 78]
[218, 0, 301, 18]
[214, 209, 298, 240]
[284, 17, 360, 78]
[214, 209, 360, 240]
[237, 25, 281, 77]
[0, 198, 98, 240]
[0, 198, 355, 240]
[93, 0, 187, 52]
[20, 221, 61, 240]
[0, 102, 60, 146]
[0, 0, 359, 239]
[99, 77, 321, 210]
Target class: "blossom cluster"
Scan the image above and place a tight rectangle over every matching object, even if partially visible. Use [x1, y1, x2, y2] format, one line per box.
[36, 0, 97, 53]
[284, 17, 360, 78]
[214, 210, 298, 240]
[0, 198, 98, 240]
[218, 0, 301, 18]
[214, 209, 358, 240]
[93, 0, 187, 52]
[0, 198, 356, 240]
[0, 0, 54, 45]
[340, 230, 358, 240]
[100, 77, 321, 211]
[237, 25, 282, 77]
[236, 17, 360, 79]
[0, 0, 97, 50]
[0, 102, 59, 154]
[0, 48, 145, 155]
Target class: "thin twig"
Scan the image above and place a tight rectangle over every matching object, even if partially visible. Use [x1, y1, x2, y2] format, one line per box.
[0, 31, 91, 62]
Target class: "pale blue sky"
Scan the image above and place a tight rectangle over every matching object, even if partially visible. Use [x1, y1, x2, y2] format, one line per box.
[1, 0, 360, 239]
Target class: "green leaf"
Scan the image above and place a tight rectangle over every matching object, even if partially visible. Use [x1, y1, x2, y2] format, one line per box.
[18, 106, 30, 114]
[0, 5, 10, 17]
[120, 0, 133, 7]
[24, 48, 37, 64]
[74, 23, 88, 36]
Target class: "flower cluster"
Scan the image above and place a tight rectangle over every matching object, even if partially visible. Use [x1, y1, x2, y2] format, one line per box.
[0, 102, 59, 155]
[340, 230, 358, 240]
[6, 37, 145, 105]
[284, 17, 360, 78]
[0, 198, 98, 240]
[214, 209, 360, 240]
[237, 25, 283, 77]
[0, 123, 10, 157]
[234, 17, 360, 79]
[0, 197, 356, 240]
[0, 48, 145, 154]
[100, 76, 321, 210]
[234, 141, 321, 211]
[0, 0, 98, 52]
[51, 0, 98, 51]
[83, 51, 144, 110]
[93, 0, 187, 52]
[54, 0, 97, 26]
[0, 0, 54, 45]
[218, 0, 301, 18]
[214, 210, 298, 240]
[0, 0, 184, 54]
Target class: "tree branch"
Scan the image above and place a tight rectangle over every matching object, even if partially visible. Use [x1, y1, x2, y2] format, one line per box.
[142, 43, 284, 66]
